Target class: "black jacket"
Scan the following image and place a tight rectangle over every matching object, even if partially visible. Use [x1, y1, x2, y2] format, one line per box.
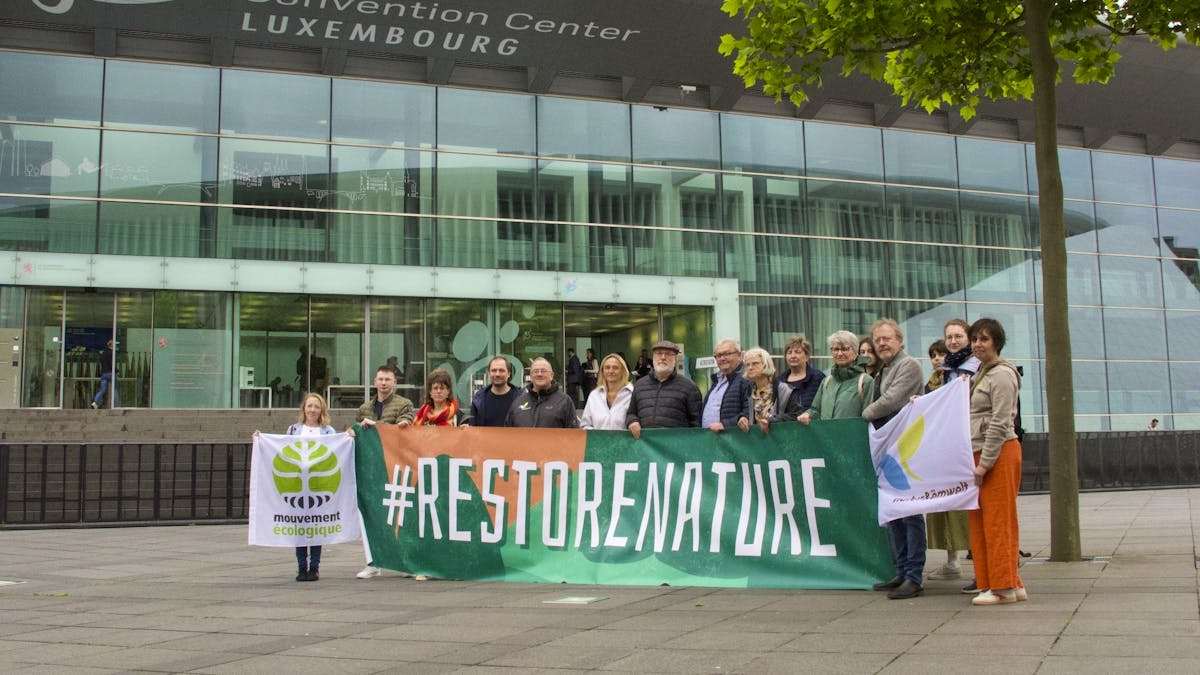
[625, 371, 702, 429]
[505, 382, 579, 429]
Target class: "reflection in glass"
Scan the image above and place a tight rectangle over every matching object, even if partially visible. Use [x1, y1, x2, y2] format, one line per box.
[631, 106, 719, 169]
[437, 153, 536, 269]
[1107, 361, 1168, 414]
[1071, 360, 1108, 416]
[101, 131, 216, 202]
[22, 289, 63, 408]
[367, 298, 426, 408]
[1095, 203, 1158, 254]
[806, 181, 886, 239]
[1170, 363, 1200, 421]
[720, 114, 803, 175]
[538, 159, 631, 224]
[895, 300, 965, 363]
[964, 248, 1036, 304]
[1103, 308, 1165, 360]
[309, 295, 365, 407]
[0, 124, 99, 252]
[887, 187, 959, 243]
[805, 121, 882, 180]
[221, 70, 331, 140]
[1153, 157, 1200, 209]
[964, 303, 1040, 360]
[439, 88, 534, 154]
[1091, 150, 1154, 205]
[104, 61, 218, 133]
[958, 137, 1026, 193]
[1165, 311, 1200, 361]
[427, 299, 495, 404]
[1098, 255, 1163, 308]
[1060, 199, 1097, 252]
[1066, 253, 1102, 306]
[237, 293, 306, 409]
[152, 291, 231, 408]
[1028, 146, 1093, 200]
[115, 292, 153, 409]
[961, 193, 1030, 249]
[332, 79, 434, 147]
[883, 129, 956, 187]
[0, 51, 102, 124]
[661, 306, 712, 384]
[538, 97, 630, 162]
[891, 243, 962, 300]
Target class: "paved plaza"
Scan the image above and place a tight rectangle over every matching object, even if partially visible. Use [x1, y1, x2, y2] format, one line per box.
[1, 488, 1198, 674]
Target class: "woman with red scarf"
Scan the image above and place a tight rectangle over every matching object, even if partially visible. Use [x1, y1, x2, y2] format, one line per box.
[413, 368, 469, 427]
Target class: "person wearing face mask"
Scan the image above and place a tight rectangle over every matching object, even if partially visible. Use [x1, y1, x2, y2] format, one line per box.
[505, 357, 579, 428]
[580, 353, 634, 430]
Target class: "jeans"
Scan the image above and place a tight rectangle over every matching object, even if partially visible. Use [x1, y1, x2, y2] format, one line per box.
[886, 514, 927, 583]
[92, 372, 118, 408]
[295, 545, 322, 572]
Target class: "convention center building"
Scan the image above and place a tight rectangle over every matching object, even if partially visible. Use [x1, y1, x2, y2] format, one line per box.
[2, 0, 1199, 433]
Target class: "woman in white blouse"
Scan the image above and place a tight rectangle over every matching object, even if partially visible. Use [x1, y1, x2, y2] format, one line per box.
[579, 353, 634, 430]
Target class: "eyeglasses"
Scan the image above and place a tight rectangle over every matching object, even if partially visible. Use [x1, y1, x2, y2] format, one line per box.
[529, 369, 552, 375]
[830, 345, 854, 353]
[714, 350, 739, 358]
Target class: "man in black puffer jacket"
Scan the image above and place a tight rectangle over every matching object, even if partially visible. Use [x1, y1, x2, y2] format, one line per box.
[506, 357, 579, 428]
[626, 340, 702, 438]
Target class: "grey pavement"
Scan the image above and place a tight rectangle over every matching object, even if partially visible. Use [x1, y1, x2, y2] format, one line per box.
[2, 488, 1199, 674]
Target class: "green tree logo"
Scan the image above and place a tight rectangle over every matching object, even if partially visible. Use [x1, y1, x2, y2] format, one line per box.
[271, 440, 342, 509]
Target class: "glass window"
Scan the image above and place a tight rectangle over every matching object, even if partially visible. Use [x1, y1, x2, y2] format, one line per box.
[427, 299, 497, 402]
[1071, 360, 1108, 416]
[99, 203, 213, 258]
[883, 129, 956, 188]
[961, 193, 1030, 249]
[809, 238, 888, 298]
[1170, 363, 1200, 417]
[886, 187, 959, 243]
[626, 228, 724, 278]
[1103, 308, 1165, 360]
[741, 297, 806, 362]
[436, 152, 535, 269]
[1108, 361, 1168, 415]
[1095, 203, 1158, 255]
[964, 303, 1040, 360]
[237, 293, 306, 409]
[1028, 146, 1093, 200]
[152, 291, 231, 408]
[104, 61, 218, 132]
[1066, 306, 1104, 360]
[720, 114, 803, 175]
[1157, 208, 1200, 263]
[498, 300, 564, 382]
[114, 291, 152, 409]
[957, 137, 1026, 193]
[328, 145, 433, 266]
[332, 79, 434, 147]
[439, 88, 534, 154]
[809, 297, 897, 355]
[1098, 255, 1164, 308]
[662, 306, 712, 385]
[891, 242, 962, 300]
[0, 124, 99, 253]
[1154, 157, 1200, 209]
[806, 181, 886, 239]
[737, 235, 806, 294]
[631, 167, 720, 229]
[216, 138, 330, 261]
[963, 248, 1036, 304]
[805, 122, 882, 181]
[1067, 253, 1102, 306]
[1162, 253, 1200, 311]
[101, 131, 216, 202]
[22, 288, 63, 407]
[220, 70, 331, 140]
[309, 295, 364, 403]
[1061, 199, 1098, 252]
[894, 300, 967, 363]
[366, 298, 426, 407]
[631, 106, 719, 169]
[538, 97, 630, 162]
[0, 51, 102, 124]
[537, 159, 630, 225]
[1165, 311, 1200, 361]
[1092, 151, 1154, 205]
[722, 175, 803, 235]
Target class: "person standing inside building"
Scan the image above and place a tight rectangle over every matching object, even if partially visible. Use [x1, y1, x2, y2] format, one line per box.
[861, 318, 926, 600]
[565, 348, 583, 407]
[581, 348, 599, 402]
[90, 339, 117, 409]
[634, 349, 652, 380]
[506, 357, 579, 428]
[580, 353, 634, 430]
[626, 340, 702, 439]
[966, 317, 1028, 606]
[471, 356, 521, 427]
[702, 339, 749, 433]
[352, 365, 415, 580]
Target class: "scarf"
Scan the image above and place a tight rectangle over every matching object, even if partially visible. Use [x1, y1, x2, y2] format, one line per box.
[943, 346, 973, 372]
[829, 355, 869, 382]
[415, 398, 459, 426]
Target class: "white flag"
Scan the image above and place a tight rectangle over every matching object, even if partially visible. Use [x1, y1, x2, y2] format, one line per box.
[869, 376, 978, 525]
[249, 433, 361, 546]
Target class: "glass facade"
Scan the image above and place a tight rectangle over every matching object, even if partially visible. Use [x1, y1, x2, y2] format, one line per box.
[1, 50, 1198, 429]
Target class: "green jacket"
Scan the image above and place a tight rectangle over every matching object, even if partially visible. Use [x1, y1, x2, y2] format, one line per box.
[804, 357, 875, 421]
[356, 392, 415, 424]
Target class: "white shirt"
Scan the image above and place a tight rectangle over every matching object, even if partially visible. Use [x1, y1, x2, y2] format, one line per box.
[579, 384, 634, 430]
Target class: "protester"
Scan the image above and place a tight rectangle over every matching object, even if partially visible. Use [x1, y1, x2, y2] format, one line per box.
[506, 357, 579, 428]
[626, 340, 702, 438]
[256, 392, 335, 582]
[774, 335, 825, 422]
[861, 319, 926, 600]
[859, 336, 880, 377]
[470, 356, 521, 427]
[701, 339, 749, 432]
[737, 346, 776, 433]
[413, 368, 468, 426]
[351, 365, 415, 580]
[967, 317, 1028, 606]
[925, 339, 949, 392]
[798, 331, 875, 423]
[579, 353, 634, 430]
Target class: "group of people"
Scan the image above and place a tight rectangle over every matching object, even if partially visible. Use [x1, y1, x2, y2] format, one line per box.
[268, 317, 1026, 608]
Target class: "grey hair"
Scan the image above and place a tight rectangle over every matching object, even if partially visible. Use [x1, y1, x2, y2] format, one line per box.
[827, 330, 859, 351]
[716, 338, 742, 352]
[742, 347, 777, 378]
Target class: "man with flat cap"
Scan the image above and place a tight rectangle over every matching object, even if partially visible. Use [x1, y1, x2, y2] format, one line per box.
[625, 340, 702, 438]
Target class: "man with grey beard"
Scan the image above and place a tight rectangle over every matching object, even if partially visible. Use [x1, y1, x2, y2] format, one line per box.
[625, 340, 702, 439]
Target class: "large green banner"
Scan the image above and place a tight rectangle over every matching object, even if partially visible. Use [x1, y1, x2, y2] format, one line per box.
[354, 420, 892, 588]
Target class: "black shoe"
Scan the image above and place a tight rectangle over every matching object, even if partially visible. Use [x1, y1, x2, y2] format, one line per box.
[871, 576, 903, 591]
[306, 568, 319, 581]
[887, 579, 923, 599]
[296, 570, 307, 582]
[961, 581, 980, 594]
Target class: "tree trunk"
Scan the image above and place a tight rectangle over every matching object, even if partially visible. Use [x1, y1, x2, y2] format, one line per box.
[1023, 0, 1081, 561]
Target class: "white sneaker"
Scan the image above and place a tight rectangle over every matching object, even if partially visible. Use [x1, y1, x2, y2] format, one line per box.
[972, 589, 1017, 606]
[356, 565, 381, 579]
[414, 574, 429, 581]
[1015, 586, 1028, 601]
[927, 564, 962, 580]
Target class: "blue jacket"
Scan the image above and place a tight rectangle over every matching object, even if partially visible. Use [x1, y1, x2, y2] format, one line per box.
[703, 362, 750, 428]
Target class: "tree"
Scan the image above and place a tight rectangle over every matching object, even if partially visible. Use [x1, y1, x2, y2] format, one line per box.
[720, 1, 1200, 561]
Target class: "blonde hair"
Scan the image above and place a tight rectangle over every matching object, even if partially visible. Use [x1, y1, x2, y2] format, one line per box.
[600, 353, 630, 390]
[297, 393, 331, 427]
